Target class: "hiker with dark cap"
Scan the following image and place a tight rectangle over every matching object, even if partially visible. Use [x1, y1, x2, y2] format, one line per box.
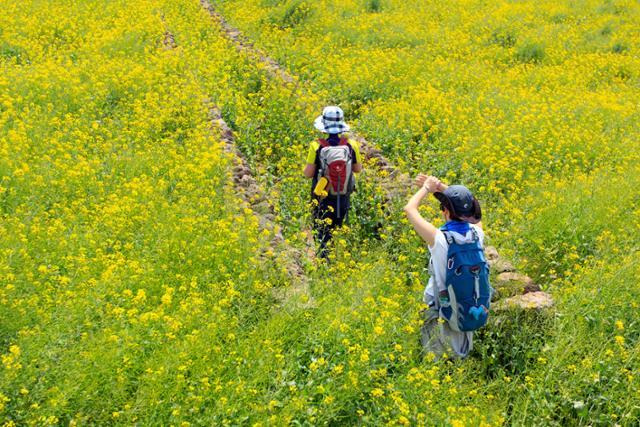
[404, 174, 491, 358]
[303, 106, 363, 258]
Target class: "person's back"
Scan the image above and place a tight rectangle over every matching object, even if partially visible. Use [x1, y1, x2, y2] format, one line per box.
[424, 220, 486, 357]
[403, 175, 487, 358]
[303, 106, 363, 258]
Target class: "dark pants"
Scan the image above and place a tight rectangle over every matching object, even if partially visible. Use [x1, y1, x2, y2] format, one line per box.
[313, 195, 350, 258]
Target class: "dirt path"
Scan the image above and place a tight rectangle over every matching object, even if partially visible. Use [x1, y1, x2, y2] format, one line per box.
[160, 15, 177, 49]
[207, 103, 314, 308]
[199, 0, 295, 84]
[198, 0, 408, 197]
[159, 22, 313, 308]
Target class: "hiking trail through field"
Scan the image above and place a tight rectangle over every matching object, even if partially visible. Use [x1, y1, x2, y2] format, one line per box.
[197, 0, 553, 311]
[162, 26, 314, 308]
[206, 103, 315, 308]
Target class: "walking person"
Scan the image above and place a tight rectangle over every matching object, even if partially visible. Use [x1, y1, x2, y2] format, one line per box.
[404, 174, 490, 358]
[303, 106, 363, 258]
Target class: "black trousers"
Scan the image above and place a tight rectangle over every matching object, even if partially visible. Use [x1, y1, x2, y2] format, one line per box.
[312, 195, 350, 258]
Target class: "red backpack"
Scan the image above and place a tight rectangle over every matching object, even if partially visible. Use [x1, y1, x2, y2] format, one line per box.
[318, 138, 355, 196]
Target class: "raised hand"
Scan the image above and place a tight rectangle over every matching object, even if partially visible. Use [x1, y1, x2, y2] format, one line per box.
[423, 176, 441, 193]
[414, 173, 428, 188]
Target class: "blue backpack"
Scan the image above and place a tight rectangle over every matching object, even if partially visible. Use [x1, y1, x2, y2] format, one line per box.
[437, 226, 491, 332]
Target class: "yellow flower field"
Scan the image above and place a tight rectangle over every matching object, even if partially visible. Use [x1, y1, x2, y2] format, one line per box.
[1, 0, 639, 425]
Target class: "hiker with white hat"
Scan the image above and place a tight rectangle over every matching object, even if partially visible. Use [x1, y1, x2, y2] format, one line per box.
[404, 174, 491, 359]
[303, 106, 363, 258]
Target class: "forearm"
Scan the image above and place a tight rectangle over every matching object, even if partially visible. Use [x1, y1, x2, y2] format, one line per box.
[404, 186, 439, 246]
[404, 187, 429, 212]
[303, 163, 315, 178]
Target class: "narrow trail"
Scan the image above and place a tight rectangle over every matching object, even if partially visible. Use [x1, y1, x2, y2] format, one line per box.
[196, 0, 552, 310]
[198, 0, 408, 196]
[206, 103, 314, 308]
[161, 18, 313, 307]
[162, 28, 177, 50]
[160, 15, 177, 49]
[199, 0, 295, 85]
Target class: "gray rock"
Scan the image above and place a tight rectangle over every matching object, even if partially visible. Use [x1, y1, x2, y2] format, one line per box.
[485, 246, 500, 261]
[493, 272, 541, 298]
[489, 258, 515, 274]
[493, 291, 554, 311]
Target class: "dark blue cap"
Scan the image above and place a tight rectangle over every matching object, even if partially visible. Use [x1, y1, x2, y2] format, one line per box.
[434, 185, 481, 223]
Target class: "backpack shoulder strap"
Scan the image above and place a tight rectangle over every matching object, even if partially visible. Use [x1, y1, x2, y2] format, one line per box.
[318, 138, 329, 148]
[339, 137, 349, 146]
[441, 229, 454, 245]
[470, 227, 480, 243]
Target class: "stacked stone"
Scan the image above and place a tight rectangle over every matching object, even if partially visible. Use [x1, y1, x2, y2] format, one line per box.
[486, 246, 554, 311]
[206, 103, 313, 308]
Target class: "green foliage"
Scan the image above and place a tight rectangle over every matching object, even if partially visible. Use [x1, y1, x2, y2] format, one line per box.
[515, 41, 545, 64]
[0, 42, 28, 64]
[101, 30, 153, 56]
[600, 23, 613, 36]
[550, 12, 568, 24]
[270, 0, 313, 29]
[474, 309, 554, 378]
[598, 0, 627, 16]
[489, 27, 518, 48]
[366, 0, 382, 13]
[506, 254, 640, 425]
[612, 41, 628, 53]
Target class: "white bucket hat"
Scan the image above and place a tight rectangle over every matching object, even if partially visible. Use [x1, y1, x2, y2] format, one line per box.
[314, 106, 350, 134]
